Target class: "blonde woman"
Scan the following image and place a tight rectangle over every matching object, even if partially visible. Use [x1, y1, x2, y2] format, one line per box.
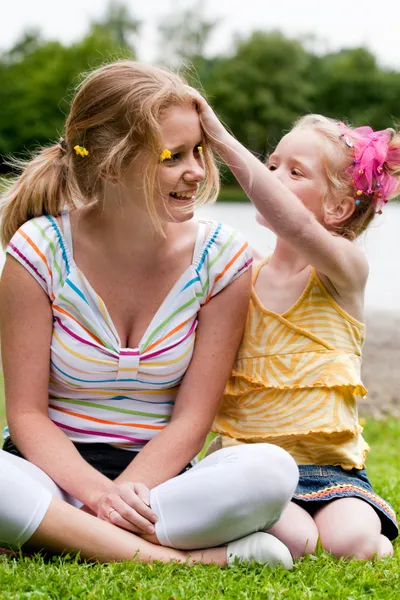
[0, 61, 297, 566]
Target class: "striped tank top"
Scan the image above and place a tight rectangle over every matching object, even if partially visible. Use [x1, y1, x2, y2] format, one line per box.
[6, 213, 252, 451]
[213, 258, 370, 469]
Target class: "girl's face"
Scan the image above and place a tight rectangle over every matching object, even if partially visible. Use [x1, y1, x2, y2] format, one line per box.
[122, 103, 205, 225]
[257, 128, 329, 227]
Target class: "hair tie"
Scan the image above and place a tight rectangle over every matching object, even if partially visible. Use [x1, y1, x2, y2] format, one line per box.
[338, 124, 397, 213]
[58, 137, 67, 154]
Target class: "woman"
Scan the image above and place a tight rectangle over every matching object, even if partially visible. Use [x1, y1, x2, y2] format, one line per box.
[0, 61, 298, 566]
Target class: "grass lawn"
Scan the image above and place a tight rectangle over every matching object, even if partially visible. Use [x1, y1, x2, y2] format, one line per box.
[0, 377, 399, 599]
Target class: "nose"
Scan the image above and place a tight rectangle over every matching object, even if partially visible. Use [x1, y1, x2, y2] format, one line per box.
[270, 166, 285, 184]
[183, 156, 205, 183]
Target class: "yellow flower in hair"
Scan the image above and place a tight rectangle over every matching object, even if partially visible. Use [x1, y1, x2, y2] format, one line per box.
[160, 149, 172, 162]
[74, 145, 89, 157]
[197, 145, 203, 153]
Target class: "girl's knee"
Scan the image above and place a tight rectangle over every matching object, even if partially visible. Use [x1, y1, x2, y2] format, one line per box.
[289, 527, 318, 558]
[270, 524, 318, 558]
[315, 498, 386, 560]
[268, 503, 319, 558]
[378, 535, 394, 558]
[320, 528, 381, 560]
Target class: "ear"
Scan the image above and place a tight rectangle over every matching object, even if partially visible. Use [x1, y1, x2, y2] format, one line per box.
[323, 195, 355, 227]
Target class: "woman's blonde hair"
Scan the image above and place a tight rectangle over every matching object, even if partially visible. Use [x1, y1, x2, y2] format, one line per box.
[293, 114, 400, 239]
[0, 61, 219, 247]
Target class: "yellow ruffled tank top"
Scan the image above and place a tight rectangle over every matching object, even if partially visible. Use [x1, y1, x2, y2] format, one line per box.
[213, 259, 370, 469]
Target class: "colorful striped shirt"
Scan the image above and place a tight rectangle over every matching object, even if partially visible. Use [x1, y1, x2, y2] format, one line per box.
[213, 258, 369, 470]
[7, 213, 252, 451]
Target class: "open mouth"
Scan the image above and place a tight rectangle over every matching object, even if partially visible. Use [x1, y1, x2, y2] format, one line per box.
[169, 191, 196, 202]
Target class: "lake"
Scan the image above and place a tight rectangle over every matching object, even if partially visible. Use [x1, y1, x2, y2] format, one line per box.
[199, 202, 400, 313]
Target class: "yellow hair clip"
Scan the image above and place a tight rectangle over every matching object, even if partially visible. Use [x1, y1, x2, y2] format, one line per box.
[160, 149, 172, 162]
[74, 145, 89, 157]
[197, 146, 203, 154]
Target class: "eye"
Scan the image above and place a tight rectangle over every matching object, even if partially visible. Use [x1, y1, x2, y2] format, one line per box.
[291, 168, 303, 176]
[163, 152, 181, 164]
[268, 164, 277, 171]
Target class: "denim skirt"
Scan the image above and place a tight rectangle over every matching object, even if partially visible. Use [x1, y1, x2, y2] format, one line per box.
[293, 464, 398, 541]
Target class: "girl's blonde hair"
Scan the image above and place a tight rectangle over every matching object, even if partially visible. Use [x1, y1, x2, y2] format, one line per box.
[293, 114, 400, 239]
[0, 61, 219, 247]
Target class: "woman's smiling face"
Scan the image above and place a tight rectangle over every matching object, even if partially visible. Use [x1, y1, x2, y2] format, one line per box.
[122, 103, 206, 225]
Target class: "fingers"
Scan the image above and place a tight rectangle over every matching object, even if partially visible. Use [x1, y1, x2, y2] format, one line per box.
[109, 494, 155, 534]
[106, 507, 148, 535]
[186, 86, 207, 110]
[98, 482, 158, 535]
[134, 482, 151, 507]
[119, 483, 157, 525]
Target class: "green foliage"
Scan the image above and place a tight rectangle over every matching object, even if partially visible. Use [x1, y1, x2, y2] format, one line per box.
[1, 550, 400, 599]
[0, 9, 136, 160]
[204, 32, 314, 157]
[309, 48, 400, 130]
[1, 2, 400, 199]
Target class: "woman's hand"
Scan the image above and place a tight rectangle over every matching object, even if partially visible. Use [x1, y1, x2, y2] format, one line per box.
[96, 482, 158, 535]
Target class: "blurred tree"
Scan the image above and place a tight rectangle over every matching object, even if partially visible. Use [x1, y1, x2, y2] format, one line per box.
[310, 48, 382, 125]
[203, 32, 314, 157]
[156, 0, 219, 82]
[92, 0, 140, 50]
[1, 9, 400, 185]
[0, 18, 136, 162]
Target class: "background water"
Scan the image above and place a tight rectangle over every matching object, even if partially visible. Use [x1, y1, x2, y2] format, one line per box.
[199, 202, 400, 313]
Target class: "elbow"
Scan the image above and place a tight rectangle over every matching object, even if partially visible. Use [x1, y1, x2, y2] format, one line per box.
[194, 433, 208, 456]
[7, 409, 48, 444]
[184, 426, 209, 457]
[193, 427, 211, 456]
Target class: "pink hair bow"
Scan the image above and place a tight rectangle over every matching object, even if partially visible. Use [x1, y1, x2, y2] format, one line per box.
[339, 124, 398, 212]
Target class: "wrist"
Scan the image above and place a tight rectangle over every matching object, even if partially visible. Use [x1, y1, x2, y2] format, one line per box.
[212, 129, 234, 153]
[85, 479, 116, 513]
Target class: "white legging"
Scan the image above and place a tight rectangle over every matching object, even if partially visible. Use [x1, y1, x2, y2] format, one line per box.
[0, 444, 298, 550]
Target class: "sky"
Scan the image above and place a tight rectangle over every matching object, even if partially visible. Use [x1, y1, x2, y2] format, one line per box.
[1, 0, 400, 68]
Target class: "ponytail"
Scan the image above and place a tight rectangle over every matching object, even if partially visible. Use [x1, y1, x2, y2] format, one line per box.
[0, 143, 78, 248]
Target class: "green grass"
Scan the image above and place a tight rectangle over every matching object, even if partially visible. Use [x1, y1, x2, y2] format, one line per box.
[0, 379, 399, 599]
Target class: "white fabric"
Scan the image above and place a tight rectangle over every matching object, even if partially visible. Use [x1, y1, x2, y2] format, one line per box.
[0, 444, 298, 551]
[151, 444, 299, 549]
[0, 450, 53, 546]
[227, 532, 293, 568]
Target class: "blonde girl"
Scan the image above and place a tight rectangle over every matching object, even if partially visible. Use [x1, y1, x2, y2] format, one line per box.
[194, 95, 399, 560]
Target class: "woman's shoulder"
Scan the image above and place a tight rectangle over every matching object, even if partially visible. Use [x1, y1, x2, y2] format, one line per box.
[9, 214, 61, 248]
[195, 219, 250, 262]
[6, 214, 69, 296]
[195, 219, 252, 300]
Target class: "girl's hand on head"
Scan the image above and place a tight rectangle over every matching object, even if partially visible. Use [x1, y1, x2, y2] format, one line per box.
[96, 481, 158, 535]
[187, 87, 229, 144]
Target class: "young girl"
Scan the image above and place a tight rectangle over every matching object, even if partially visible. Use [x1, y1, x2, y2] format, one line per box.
[194, 95, 399, 560]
